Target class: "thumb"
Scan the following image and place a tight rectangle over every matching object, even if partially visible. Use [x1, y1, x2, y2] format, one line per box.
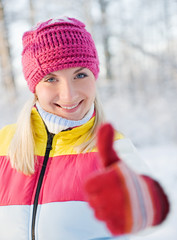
[97, 123, 121, 168]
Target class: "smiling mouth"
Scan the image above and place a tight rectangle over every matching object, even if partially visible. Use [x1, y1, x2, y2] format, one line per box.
[54, 101, 82, 110]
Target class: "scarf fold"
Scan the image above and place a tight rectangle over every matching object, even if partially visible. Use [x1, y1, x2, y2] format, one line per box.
[36, 102, 94, 134]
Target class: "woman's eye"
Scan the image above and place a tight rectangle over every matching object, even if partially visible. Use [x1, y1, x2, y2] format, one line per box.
[75, 73, 88, 79]
[46, 77, 57, 83]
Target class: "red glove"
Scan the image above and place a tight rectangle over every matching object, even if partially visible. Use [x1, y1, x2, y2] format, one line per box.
[84, 123, 169, 236]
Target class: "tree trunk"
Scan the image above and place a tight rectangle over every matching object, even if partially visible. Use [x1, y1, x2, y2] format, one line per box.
[0, 0, 16, 100]
[99, 0, 113, 81]
[29, 0, 35, 25]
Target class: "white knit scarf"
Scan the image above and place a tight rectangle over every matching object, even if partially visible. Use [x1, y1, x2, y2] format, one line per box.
[36, 102, 94, 134]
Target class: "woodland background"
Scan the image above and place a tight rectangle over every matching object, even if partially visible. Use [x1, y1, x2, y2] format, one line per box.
[0, 0, 177, 146]
[0, 0, 177, 239]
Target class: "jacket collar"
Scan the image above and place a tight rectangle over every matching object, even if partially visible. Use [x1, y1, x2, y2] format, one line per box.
[31, 107, 95, 144]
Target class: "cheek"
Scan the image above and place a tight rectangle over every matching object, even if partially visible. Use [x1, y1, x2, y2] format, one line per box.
[84, 80, 96, 99]
[35, 86, 51, 105]
[89, 86, 96, 103]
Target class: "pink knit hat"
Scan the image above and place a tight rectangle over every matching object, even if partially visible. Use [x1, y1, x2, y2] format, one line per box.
[22, 17, 99, 93]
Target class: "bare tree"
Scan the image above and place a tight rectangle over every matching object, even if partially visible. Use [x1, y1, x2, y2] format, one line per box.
[0, 0, 16, 100]
[98, 0, 113, 81]
[29, 0, 35, 25]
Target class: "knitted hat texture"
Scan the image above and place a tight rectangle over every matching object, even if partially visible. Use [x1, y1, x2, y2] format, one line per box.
[22, 17, 99, 92]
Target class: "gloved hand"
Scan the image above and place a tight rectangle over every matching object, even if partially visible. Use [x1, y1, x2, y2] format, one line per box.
[84, 123, 169, 236]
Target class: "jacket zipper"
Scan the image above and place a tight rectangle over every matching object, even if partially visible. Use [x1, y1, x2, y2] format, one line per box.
[31, 132, 54, 240]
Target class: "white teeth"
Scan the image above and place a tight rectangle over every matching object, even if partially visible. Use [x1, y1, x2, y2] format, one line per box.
[61, 103, 79, 110]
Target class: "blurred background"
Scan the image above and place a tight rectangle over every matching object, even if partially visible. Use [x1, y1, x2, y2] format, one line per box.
[0, 0, 177, 239]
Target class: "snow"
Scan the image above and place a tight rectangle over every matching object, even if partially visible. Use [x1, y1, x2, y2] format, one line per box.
[102, 88, 177, 240]
[131, 144, 177, 240]
[0, 87, 177, 240]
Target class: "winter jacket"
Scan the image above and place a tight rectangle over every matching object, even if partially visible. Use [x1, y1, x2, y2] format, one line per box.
[0, 108, 165, 240]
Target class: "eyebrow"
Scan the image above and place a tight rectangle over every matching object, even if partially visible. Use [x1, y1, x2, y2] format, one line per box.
[44, 67, 86, 79]
[73, 67, 85, 74]
[42, 73, 55, 80]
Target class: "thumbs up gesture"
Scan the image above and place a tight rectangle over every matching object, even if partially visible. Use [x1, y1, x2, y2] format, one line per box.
[84, 123, 169, 236]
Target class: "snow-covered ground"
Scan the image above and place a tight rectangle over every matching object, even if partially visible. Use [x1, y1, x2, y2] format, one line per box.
[0, 87, 177, 240]
[131, 144, 177, 240]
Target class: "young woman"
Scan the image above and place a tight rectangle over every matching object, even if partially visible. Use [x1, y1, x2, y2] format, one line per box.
[0, 17, 169, 240]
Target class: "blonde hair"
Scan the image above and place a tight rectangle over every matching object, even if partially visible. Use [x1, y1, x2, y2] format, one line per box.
[8, 94, 105, 175]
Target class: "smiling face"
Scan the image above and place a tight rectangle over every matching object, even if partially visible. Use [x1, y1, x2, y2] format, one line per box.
[35, 67, 96, 120]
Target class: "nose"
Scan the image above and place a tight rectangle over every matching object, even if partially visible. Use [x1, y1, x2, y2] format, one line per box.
[59, 78, 76, 102]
